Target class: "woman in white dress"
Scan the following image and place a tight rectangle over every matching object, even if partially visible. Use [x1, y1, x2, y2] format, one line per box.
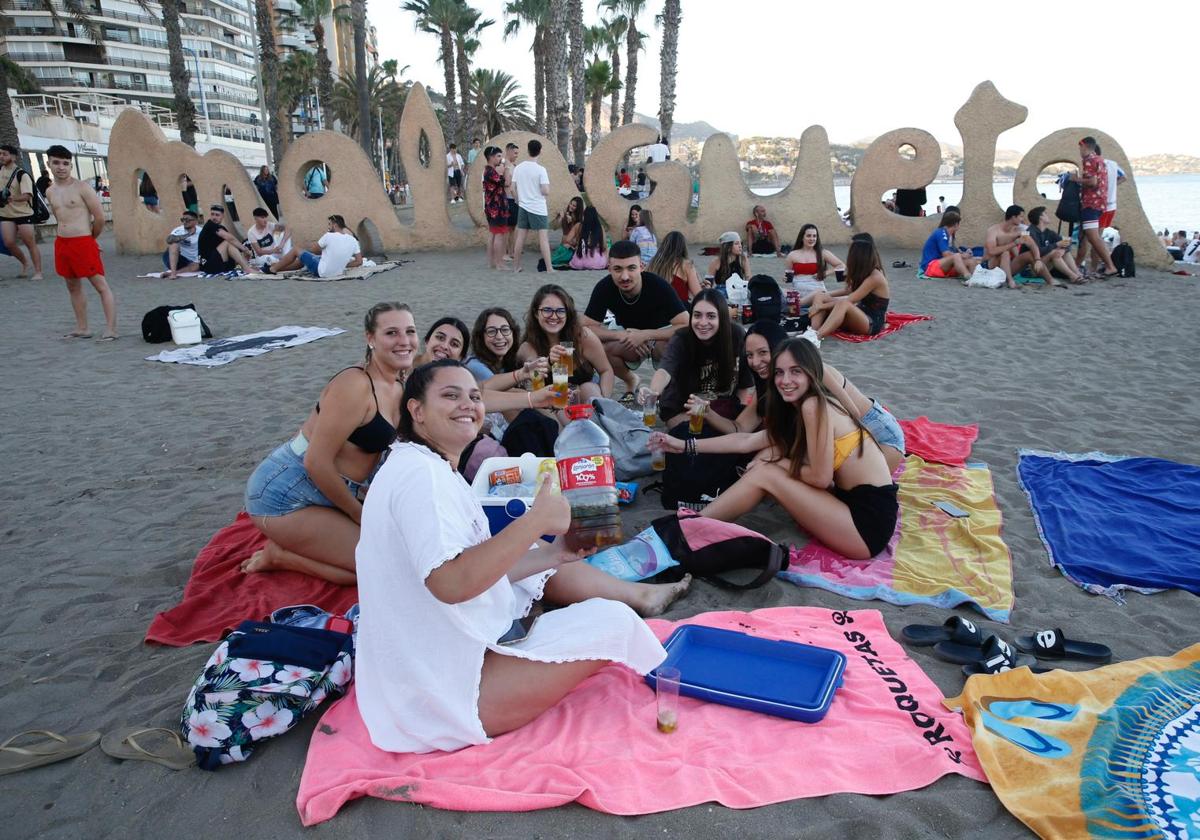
[355, 359, 690, 753]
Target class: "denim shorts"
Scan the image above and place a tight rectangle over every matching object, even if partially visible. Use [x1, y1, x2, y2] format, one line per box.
[299, 251, 321, 276]
[244, 438, 370, 517]
[860, 399, 905, 453]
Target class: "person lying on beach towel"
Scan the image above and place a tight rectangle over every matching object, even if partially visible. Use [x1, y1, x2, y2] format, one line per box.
[265, 214, 361, 279]
[651, 337, 898, 560]
[806, 238, 891, 339]
[354, 359, 689, 754]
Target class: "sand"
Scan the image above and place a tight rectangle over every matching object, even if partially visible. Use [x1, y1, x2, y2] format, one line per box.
[1, 231, 1197, 838]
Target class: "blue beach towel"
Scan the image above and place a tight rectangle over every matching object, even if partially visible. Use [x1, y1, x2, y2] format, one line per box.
[1016, 449, 1200, 600]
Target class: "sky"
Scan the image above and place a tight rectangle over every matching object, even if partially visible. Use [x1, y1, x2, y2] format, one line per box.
[371, 0, 1194, 158]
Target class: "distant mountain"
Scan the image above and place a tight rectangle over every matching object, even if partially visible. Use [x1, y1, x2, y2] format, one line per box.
[599, 104, 731, 143]
[1131, 154, 1200, 176]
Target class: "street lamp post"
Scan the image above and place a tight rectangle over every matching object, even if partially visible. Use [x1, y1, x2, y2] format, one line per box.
[182, 46, 212, 141]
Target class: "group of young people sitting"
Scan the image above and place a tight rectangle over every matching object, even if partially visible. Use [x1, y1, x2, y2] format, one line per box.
[235, 230, 906, 755]
[160, 206, 362, 279]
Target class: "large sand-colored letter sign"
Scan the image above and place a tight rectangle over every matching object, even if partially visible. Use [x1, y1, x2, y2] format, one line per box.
[108, 80, 1172, 268]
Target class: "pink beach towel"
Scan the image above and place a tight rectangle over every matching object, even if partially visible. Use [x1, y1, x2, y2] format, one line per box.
[899, 417, 979, 467]
[145, 512, 358, 646]
[295, 607, 985, 824]
[832, 311, 932, 342]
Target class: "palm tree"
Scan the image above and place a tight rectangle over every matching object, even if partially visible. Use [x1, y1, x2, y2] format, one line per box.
[329, 65, 406, 139]
[279, 50, 319, 134]
[471, 68, 534, 137]
[502, 0, 548, 138]
[655, 0, 680, 144]
[153, 0, 200, 145]
[0, 56, 40, 147]
[253, 0, 286, 164]
[546, 0, 569, 155]
[453, 4, 493, 143]
[567, 0, 586, 167]
[297, 0, 335, 129]
[583, 58, 613, 152]
[595, 4, 625, 132]
[352, 0, 371, 159]
[402, 0, 463, 145]
[618, 0, 646, 125]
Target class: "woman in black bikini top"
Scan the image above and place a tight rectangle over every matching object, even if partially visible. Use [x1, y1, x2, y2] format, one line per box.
[241, 302, 415, 584]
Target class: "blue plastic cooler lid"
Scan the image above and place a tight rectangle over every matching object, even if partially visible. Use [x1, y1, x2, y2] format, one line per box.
[645, 625, 846, 723]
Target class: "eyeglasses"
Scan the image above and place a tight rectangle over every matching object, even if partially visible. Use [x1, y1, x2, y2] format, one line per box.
[538, 307, 567, 319]
[484, 326, 512, 338]
[181, 217, 195, 223]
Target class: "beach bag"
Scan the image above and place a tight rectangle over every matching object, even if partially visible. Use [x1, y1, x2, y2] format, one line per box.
[1111, 243, 1136, 277]
[585, 523, 679, 581]
[1, 168, 50, 223]
[1055, 179, 1082, 224]
[180, 621, 353, 770]
[141, 304, 213, 343]
[966, 264, 1006, 289]
[499, 408, 558, 457]
[458, 433, 509, 484]
[725, 273, 748, 304]
[660, 421, 747, 511]
[650, 510, 788, 589]
[748, 274, 783, 323]
[589, 397, 652, 479]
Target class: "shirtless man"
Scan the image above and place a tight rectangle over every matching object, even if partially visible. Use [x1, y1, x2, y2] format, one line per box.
[984, 205, 1057, 289]
[43, 144, 118, 340]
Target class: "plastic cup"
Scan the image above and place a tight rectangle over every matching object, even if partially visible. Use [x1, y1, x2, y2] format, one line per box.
[551, 371, 569, 408]
[559, 341, 575, 376]
[656, 666, 681, 733]
[641, 392, 658, 427]
[835, 269, 845, 283]
[688, 402, 706, 435]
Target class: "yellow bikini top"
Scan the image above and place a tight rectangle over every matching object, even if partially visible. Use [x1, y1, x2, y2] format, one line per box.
[833, 428, 865, 470]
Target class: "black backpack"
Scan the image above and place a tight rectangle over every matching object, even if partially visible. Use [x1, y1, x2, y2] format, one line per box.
[1111, 243, 1135, 277]
[141, 304, 213, 343]
[748, 274, 783, 323]
[1055, 180, 1082, 224]
[660, 420, 748, 511]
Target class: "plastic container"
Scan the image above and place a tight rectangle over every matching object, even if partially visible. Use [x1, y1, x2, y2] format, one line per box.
[555, 404, 623, 552]
[469, 453, 554, 536]
[645, 625, 846, 723]
[168, 308, 203, 345]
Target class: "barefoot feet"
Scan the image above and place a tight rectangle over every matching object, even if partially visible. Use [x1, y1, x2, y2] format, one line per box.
[632, 574, 692, 617]
[240, 547, 275, 574]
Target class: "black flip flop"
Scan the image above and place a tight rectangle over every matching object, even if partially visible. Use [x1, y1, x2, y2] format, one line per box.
[961, 637, 1044, 676]
[936, 634, 1037, 668]
[891, 260, 911, 269]
[901, 616, 984, 647]
[1014, 628, 1112, 664]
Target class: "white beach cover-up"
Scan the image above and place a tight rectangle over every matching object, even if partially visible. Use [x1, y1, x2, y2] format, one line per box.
[355, 442, 665, 754]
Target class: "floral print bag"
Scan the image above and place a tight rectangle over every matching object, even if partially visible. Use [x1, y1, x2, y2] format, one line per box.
[180, 620, 354, 770]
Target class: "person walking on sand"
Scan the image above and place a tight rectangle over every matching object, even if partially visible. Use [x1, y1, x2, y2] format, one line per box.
[0, 143, 43, 279]
[509, 139, 554, 274]
[1070, 136, 1118, 278]
[43, 145, 117, 340]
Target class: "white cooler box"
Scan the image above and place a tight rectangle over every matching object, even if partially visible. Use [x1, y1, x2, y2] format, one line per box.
[469, 453, 556, 536]
[168, 308, 203, 345]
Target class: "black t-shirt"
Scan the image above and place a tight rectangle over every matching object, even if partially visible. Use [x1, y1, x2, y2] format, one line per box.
[658, 323, 754, 419]
[1029, 226, 1061, 254]
[583, 271, 685, 330]
[198, 220, 227, 267]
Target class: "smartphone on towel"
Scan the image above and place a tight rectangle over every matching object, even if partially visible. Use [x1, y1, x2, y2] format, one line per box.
[496, 615, 538, 645]
[934, 500, 970, 519]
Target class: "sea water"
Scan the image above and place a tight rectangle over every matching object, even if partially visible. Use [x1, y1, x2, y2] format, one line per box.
[751, 174, 1200, 233]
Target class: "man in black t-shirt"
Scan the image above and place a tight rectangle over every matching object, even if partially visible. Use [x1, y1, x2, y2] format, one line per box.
[1026, 206, 1082, 283]
[197, 204, 252, 274]
[582, 239, 689, 393]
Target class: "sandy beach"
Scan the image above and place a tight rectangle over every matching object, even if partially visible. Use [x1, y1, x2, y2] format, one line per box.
[1, 230, 1197, 838]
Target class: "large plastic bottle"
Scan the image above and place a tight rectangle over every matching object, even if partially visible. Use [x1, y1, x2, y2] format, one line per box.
[554, 404, 623, 552]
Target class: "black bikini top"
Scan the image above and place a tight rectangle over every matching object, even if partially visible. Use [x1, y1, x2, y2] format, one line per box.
[315, 367, 397, 453]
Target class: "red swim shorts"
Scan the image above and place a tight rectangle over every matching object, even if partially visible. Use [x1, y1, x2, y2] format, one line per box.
[924, 259, 956, 278]
[488, 222, 508, 235]
[54, 235, 105, 279]
[1099, 209, 1115, 229]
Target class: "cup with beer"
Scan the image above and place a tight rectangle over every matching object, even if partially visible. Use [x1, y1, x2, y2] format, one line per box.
[551, 359, 569, 409]
[687, 394, 708, 435]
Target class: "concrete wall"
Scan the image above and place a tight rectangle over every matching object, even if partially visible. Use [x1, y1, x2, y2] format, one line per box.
[109, 79, 1172, 268]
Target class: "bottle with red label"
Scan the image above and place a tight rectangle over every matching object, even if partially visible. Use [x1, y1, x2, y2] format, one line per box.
[554, 404, 623, 552]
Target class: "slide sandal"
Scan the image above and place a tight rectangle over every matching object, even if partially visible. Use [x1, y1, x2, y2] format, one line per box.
[937, 635, 1036, 668]
[100, 726, 196, 771]
[901, 616, 984, 648]
[961, 636, 1040, 675]
[1014, 628, 1112, 663]
[0, 729, 101, 776]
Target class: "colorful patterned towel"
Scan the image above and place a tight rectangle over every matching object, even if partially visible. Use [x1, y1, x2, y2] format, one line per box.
[781, 456, 1015, 622]
[1016, 449, 1200, 600]
[832, 311, 932, 342]
[898, 416, 979, 467]
[145, 512, 358, 645]
[946, 644, 1200, 839]
[295, 607, 985, 824]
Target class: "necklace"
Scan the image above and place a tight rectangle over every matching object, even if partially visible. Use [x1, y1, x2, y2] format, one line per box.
[619, 285, 642, 306]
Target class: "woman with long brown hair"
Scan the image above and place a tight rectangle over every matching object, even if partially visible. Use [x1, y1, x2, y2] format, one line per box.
[517, 284, 613, 400]
[806, 238, 891, 338]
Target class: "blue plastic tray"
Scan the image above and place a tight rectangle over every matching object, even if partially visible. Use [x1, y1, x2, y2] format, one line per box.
[645, 625, 846, 722]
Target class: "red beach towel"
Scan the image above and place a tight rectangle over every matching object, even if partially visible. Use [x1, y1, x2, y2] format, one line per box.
[898, 417, 979, 467]
[295, 607, 985, 824]
[145, 512, 357, 646]
[832, 311, 932, 342]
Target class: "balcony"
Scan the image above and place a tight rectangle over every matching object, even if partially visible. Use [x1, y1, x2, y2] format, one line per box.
[275, 0, 299, 12]
[279, 32, 304, 49]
